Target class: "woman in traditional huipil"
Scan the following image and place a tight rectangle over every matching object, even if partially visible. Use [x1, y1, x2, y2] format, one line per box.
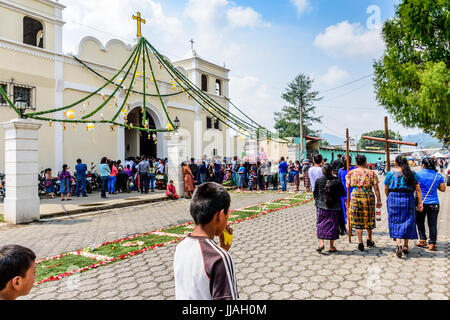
[385, 155, 423, 258]
[182, 162, 195, 199]
[313, 164, 346, 253]
[347, 155, 382, 252]
[302, 160, 312, 192]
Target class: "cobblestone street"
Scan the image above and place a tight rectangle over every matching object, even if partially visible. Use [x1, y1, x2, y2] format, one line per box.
[2, 180, 447, 301]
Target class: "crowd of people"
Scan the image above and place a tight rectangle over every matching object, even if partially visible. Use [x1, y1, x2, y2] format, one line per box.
[42, 156, 169, 201]
[181, 155, 339, 195]
[311, 153, 446, 257]
[0, 154, 447, 301]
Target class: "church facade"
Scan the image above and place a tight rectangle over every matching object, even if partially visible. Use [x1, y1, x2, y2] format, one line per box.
[0, 0, 246, 173]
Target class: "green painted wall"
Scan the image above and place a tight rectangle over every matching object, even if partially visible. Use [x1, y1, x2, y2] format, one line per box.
[319, 148, 384, 164]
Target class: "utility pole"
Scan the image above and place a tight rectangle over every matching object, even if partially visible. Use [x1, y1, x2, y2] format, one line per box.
[299, 93, 303, 161]
[384, 116, 391, 172]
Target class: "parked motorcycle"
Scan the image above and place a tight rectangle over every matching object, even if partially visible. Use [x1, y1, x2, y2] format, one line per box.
[38, 169, 60, 198]
[0, 173, 5, 200]
[38, 170, 47, 198]
[87, 162, 100, 191]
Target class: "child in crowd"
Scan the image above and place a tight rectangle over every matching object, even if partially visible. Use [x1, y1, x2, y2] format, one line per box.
[166, 180, 178, 200]
[124, 165, 132, 177]
[0, 245, 36, 300]
[44, 168, 55, 199]
[173, 182, 238, 300]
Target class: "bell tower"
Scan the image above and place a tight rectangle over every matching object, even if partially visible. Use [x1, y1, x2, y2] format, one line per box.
[0, 0, 65, 53]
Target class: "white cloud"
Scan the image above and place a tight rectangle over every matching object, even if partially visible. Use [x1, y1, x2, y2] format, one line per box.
[316, 66, 349, 86]
[226, 6, 270, 28]
[184, 0, 269, 30]
[314, 21, 384, 58]
[290, 0, 309, 15]
[61, 0, 184, 54]
[229, 75, 281, 130]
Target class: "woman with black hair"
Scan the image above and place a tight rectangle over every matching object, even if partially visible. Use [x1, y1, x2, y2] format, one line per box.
[347, 155, 382, 252]
[98, 156, 111, 198]
[385, 155, 423, 258]
[415, 157, 446, 251]
[313, 164, 346, 253]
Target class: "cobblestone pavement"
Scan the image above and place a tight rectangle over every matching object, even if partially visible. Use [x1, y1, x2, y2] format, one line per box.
[0, 191, 288, 259]
[11, 179, 450, 300]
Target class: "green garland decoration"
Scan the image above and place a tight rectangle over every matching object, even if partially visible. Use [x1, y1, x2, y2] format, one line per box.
[84, 40, 142, 120]
[147, 40, 291, 144]
[145, 40, 268, 135]
[147, 40, 262, 132]
[143, 40, 252, 138]
[142, 40, 147, 133]
[24, 42, 140, 117]
[0, 85, 21, 117]
[0, 35, 291, 143]
[72, 56, 190, 98]
[143, 42, 175, 129]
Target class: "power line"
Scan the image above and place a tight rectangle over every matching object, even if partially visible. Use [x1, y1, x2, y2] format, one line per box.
[322, 82, 373, 102]
[317, 105, 381, 110]
[319, 74, 373, 93]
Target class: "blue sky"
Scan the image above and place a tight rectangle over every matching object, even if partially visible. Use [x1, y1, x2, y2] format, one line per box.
[60, 0, 417, 141]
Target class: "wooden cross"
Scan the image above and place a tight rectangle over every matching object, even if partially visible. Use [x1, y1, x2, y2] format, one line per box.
[132, 12, 146, 38]
[345, 128, 352, 243]
[362, 116, 417, 172]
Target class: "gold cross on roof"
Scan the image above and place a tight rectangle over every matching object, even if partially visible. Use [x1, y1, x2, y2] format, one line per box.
[132, 12, 146, 38]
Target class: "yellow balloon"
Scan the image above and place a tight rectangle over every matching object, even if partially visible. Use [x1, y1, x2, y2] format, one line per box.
[167, 123, 173, 130]
[86, 123, 95, 131]
[66, 110, 75, 119]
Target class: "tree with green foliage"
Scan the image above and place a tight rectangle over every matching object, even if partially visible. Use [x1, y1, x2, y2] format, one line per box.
[274, 74, 322, 138]
[373, 0, 450, 147]
[358, 130, 403, 150]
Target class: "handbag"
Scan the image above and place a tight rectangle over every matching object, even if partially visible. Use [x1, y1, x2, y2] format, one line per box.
[416, 172, 438, 210]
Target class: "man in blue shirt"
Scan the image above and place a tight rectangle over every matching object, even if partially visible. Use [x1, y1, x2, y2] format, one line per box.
[197, 160, 207, 185]
[278, 157, 288, 191]
[75, 159, 88, 197]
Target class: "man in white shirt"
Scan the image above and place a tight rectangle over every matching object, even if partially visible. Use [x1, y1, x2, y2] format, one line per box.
[308, 154, 324, 192]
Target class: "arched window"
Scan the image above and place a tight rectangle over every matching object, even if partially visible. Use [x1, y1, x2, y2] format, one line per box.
[215, 80, 222, 96]
[23, 17, 44, 48]
[201, 74, 208, 92]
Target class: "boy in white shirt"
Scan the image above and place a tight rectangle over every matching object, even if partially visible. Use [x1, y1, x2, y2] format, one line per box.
[173, 182, 238, 300]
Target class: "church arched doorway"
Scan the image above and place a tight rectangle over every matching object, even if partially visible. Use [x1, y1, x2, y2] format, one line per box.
[125, 107, 157, 159]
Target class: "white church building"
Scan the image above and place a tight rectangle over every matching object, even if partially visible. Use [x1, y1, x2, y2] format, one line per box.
[0, 0, 246, 173]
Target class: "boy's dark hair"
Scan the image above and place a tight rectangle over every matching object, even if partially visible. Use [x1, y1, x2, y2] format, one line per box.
[76, 159, 81, 163]
[313, 154, 323, 164]
[280, 157, 285, 161]
[356, 155, 367, 166]
[0, 245, 36, 291]
[190, 182, 231, 225]
[322, 163, 333, 176]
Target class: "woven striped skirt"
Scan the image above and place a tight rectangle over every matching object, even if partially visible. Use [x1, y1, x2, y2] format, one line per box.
[316, 208, 340, 240]
[387, 191, 418, 239]
[348, 187, 376, 230]
[303, 169, 310, 188]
